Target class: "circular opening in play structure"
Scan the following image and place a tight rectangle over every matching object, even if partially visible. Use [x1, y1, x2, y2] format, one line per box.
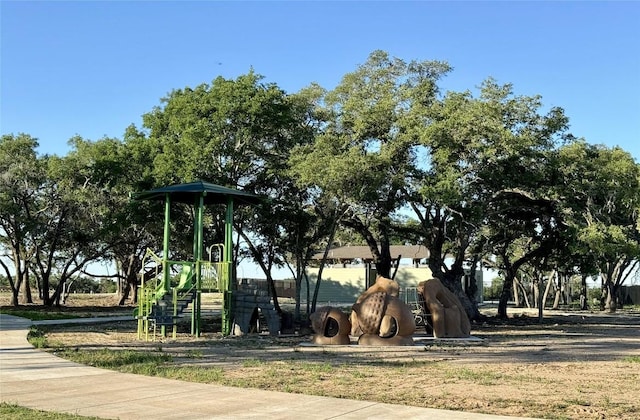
[324, 317, 340, 337]
[379, 317, 399, 338]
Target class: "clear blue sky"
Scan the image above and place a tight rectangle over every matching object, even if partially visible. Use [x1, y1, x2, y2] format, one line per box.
[2, 1, 639, 161]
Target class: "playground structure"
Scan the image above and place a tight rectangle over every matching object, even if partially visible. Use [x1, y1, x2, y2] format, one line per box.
[310, 276, 471, 345]
[310, 306, 351, 345]
[311, 275, 418, 346]
[402, 285, 434, 335]
[133, 181, 261, 339]
[417, 278, 471, 338]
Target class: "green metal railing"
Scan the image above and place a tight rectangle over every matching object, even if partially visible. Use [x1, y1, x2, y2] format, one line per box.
[136, 246, 230, 340]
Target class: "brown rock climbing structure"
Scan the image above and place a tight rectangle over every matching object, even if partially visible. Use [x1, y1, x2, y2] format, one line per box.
[350, 276, 416, 346]
[418, 278, 471, 338]
[309, 306, 352, 345]
[350, 275, 400, 336]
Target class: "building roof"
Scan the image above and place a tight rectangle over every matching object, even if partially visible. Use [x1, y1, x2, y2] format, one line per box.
[312, 245, 429, 262]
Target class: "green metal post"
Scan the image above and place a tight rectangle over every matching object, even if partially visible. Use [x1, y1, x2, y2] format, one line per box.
[190, 196, 198, 335]
[222, 196, 234, 335]
[161, 193, 171, 337]
[194, 193, 205, 337]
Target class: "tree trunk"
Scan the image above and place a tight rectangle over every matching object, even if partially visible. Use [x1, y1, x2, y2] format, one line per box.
[266, 272, 282, 315]
[311, 221, 338, 314]
[542, 270, 554, 309]
[551, 271, 561, 309]
[294, 272, 302, 323]
[440, 270, 481, 321]
[513, 278, 521, 307]
[604, 282, 617, 313]
[498, 273, 514, 319]
[23, 267, 33, 304]
[118, 281, 132, 305]
[10, 276, 21, 305]
[304, 272, 311, 317]
[293, 257, 303, 323]
[51, 279, 66, 307]
[465, 256, 480, 304]
[375, 254, 392, 278]
[10, 287, 19, 306]
[118, 254, 141, 305]
[520, 279, 531, 309]
[20, 272, 30, 304]
[552, 289, 561, 310]
[390, 255, 401, 280]
[580, 275, 588, 310]
[2, 250, 24, 306]
[564, 274, 571, 306]
[537, 275, 544, 322]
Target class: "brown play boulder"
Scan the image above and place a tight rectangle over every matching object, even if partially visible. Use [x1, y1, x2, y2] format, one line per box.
[350, 275, 400, 336]
[353, 291, 416, 346]
[418, 278, 471, 338]
[351, 276, 416, 346]
[310, 306, 351, 345]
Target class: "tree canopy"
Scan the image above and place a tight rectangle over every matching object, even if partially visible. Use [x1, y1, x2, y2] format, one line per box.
[2, 51, 638, 320]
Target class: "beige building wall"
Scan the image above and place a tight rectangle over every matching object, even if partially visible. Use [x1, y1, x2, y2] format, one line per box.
[301, 265, 432, 304]
[300, 265, 483, 305]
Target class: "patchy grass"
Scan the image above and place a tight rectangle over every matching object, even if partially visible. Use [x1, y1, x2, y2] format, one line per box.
[53, 348, 173, 369]
[1, 308, 82, 321]
[241, 358, 264, 367]
[27, 326, 49, 348]
[47, 345, 224, 382]
[0, 292, 135, 319]
[441, 365, 504, 385]
[33, 338, 640, 420]
[0, 403, 103, 419]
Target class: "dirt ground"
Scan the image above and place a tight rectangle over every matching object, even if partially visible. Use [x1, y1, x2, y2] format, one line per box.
[15, 295, 637, 420]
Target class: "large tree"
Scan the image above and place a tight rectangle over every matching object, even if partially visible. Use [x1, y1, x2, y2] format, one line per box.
[61, 131, 165, 305]
[28, 137, 130, 306]
[0, 134, 45, 305]
[407, 78, 571, 319]
[0, 135, 161, 305]
[291, 50, 452, 279]
[481, 190, 565, 318]
[237, 84, 339, 320]
[141, 71, 318, 311]
[556, 142, 640, 312]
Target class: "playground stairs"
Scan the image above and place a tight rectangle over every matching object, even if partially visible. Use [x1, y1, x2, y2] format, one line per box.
[146, 289, 196, 328]
[136, 271, 198, 340]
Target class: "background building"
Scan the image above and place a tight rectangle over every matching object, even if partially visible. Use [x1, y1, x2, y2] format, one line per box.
[300, 245, 483, 305]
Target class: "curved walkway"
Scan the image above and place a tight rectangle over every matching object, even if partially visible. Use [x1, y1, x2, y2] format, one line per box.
[0, 314, 537, 420]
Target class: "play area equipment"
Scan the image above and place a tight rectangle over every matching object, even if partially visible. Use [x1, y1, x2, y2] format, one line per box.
[353, 290, 417, 345]
[133, 181, 261, 339]
[312, 275, 417, 346]
[403, 285, 434, 335]
[417, 278, 471, 338]
[310, 276, 471, 345]
[310, 306, 351, 345]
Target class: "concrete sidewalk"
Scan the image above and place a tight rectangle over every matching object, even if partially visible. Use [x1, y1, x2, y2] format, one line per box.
[0, 314, 537, 419]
